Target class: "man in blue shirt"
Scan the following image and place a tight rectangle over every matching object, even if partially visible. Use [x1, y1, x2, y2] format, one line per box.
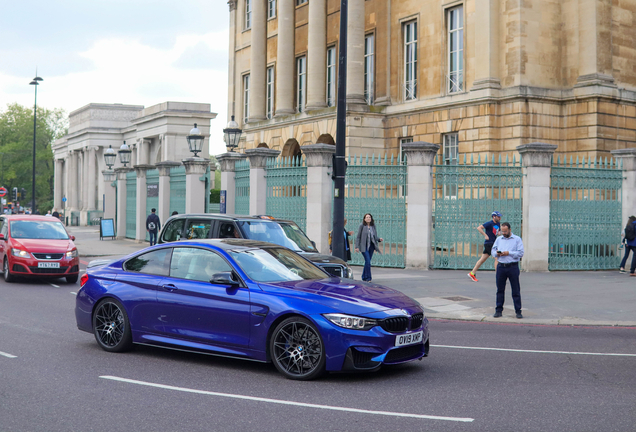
[491, 222, 525, 319]
[468, 211, 502, 282]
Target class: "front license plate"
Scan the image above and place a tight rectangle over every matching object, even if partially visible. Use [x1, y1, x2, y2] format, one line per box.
[395, 331, 423, 347]
[38, 262, 60, 269]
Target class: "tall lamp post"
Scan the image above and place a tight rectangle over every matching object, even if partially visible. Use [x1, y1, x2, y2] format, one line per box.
[118, 141, 132, 167]
[29, 74, 43, 213]
[103, 145, 117, 181]
[223, 116, 242, 152]
[186, 124, 204, 157]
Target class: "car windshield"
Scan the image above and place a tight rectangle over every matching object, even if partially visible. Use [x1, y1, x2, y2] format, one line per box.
[237, 221, 317, 253]
[230, 247, 327, 282]
[10, 220, 70, 240]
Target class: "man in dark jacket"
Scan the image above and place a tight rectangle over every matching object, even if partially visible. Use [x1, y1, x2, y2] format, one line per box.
[146, 208, 161, 246]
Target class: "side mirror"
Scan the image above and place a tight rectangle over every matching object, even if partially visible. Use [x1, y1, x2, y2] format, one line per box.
[0, 234, 4, 240]
[70, 235, 76, 241]
[310, 240, 316, 248]
[210, 271, 239, 286]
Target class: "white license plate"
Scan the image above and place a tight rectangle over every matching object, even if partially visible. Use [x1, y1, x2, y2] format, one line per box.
[395, 331, 423, 347]
[38, 262, 60, 269]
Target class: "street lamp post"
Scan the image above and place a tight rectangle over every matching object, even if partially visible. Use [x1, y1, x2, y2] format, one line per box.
[29, 74, 43, 213]
[118, 141, 132, 167]
[223, 116, 242, 152]
[186, 123, 205, 157]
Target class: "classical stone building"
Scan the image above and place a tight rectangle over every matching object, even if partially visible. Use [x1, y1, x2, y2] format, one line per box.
[226, 0, 636, 160]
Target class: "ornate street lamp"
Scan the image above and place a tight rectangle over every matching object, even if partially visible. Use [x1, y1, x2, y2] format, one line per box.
[104, 145, 117, 168]
[29, 73, 43, 213]
[102, 169, 116, 182]
[223, 116, 242, 152]
[186, 123, 204, 157]
[118, 141, 131, 167]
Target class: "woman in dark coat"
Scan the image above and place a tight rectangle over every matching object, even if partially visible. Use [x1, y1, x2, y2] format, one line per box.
[355, 213, 383, 282]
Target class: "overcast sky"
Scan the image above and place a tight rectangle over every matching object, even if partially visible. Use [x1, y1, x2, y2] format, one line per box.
[0, 0, 230, 155]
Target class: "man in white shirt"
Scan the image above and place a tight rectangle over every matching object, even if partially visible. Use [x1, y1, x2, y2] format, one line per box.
[491, 222, 525, 319]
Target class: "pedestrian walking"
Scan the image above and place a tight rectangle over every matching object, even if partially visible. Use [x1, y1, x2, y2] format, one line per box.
[491, 222, 524, 319]
[146, 208, 161, 246]
[45, 210, 52, 217]
[468, 211, 502, 282]
[329, 218, 354, 261]
[619, 215, 636, 275]
[52, 208, 60, 219]
[355, 213, 383, 282]
[172, 211, 178, 216]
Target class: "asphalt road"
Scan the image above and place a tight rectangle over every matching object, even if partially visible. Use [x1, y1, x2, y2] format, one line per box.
[1, 271, 635, 432]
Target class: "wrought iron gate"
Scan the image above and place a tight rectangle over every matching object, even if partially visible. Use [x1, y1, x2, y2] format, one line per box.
[125, 170, 136, 239]
[432, 154, 523, 269]
[266, 156, 307, 231]
[549, 156, 622, 270]
[169, 166, 186, 215]
[234, 159, 250, 215]
[145, 169, 159, 241]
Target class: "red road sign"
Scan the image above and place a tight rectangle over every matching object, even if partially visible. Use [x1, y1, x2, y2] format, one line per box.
[0, 187, 7, 197]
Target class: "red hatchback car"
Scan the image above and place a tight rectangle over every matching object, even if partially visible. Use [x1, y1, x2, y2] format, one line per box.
[0, 215, 80, 283]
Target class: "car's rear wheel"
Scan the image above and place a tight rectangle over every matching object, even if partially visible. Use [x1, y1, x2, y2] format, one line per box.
[270, 317, 326, 380]
[3, 258, 15, 283]
[92, 298, 133, 353]
[66, 274, 78, 284]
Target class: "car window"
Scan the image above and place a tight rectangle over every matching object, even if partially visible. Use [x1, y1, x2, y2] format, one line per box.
[1, 220, 7, 237]
[236, 221, 317, 252]
[124, 248, 171, 276]
[170, 247, 232, 282]
[219, 222, 242, 239]
[185, 219, 211, 240]
[230, 247, 327, 282]
[10, 220, 69, 239]
[162, 219, 185, 242]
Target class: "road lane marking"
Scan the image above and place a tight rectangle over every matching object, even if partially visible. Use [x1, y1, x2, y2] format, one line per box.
[0, 351, 17, 358]
[49, 283, 59, 288]
[100, 376, 474, 422]
[432, 344, 636, 357]
[70, 292, 77, 295]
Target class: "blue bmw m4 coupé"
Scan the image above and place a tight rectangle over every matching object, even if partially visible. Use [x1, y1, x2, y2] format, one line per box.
[75, 239, 429, 380]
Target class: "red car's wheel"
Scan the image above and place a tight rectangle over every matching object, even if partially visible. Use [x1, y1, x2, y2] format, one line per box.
[3, 258, 15, 283]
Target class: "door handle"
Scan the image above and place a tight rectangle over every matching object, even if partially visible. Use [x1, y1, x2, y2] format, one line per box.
[162, 284, 178, 292]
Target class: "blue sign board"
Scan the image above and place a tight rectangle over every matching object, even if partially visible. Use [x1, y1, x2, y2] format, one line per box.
[100, 218, 116, 240]
[220, 190, 226, 214]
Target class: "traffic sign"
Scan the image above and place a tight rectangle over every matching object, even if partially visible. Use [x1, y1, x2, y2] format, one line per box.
[62, 196, 67, 202]
[0, 187, 6, 197]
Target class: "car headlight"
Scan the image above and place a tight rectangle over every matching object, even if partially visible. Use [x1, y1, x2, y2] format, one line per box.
[346, 266, 353, 279]
[66, 249, 78, 258]
[323, 313, 377, 330]
[12, 249, 31, 258]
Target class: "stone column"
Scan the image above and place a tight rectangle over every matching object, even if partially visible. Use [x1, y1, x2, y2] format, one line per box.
[517, 143, 558, 272]
[102, 171, 116, 220]
[249, 0, 267, 122]
[115, 167, 133, 239]
[183, 158, 211, 214]
[78, 150, 85, 211]
[576, 0, 614, 87]
[87, 147, 97, 211]
[346, 0, 366, 105]
[68, 151, 78, 211]
[303, 144, 336, 254]
[54, 159, 63, 211]
[401, 142, 440, 269]
[217, 152, 248, 214]
[135, 164, 154, 242]
[156, 161, 181, 225]
[227, 1, 238, 121]
[275, 0, 296, 116]
[245, 148, 280, 215]
[610, 149, 636, 225]
[306, 0, 327, 111]
[80, 149, 89, 225]
[62, 156, 70, 220]
[471, 0, 501, 90]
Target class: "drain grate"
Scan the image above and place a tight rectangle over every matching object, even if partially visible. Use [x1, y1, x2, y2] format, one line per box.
[442, 296, 473, 302]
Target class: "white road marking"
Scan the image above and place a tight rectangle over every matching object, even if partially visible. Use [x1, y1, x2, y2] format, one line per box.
[49, 283, 59, 288]
[100, 376, 474, 422]
[432, 344, 636, 357]
[70, 292, 77, 295]
[0, 351, 17, 358]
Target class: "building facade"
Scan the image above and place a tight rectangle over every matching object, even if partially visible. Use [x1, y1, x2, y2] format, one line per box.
[227, 0, 636, 160]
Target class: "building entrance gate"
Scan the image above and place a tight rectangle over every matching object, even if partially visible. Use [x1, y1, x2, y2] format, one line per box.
[125, 170, 136, 239]
[145, 169, 159, 241]
[234, 159, 250, 215]
[432, 155, 523, 270]
[549, 157, 622, 270]
[265, 156, 307, 231]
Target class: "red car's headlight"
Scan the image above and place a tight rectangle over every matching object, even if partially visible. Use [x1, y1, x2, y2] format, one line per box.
[66, 249, 78, 259]
[11, 249, 32, 259]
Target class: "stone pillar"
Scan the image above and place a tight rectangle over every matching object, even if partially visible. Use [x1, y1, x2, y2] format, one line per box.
[227, 1, 238, 121]
[576, 0, 614, 87]
[87, 147, 97, 211]
[306, 0, 327, 111]
[471, 0, 501, 90]
[249, 0, 267, 122]
[245, 148, 280, 215]
[115, 167, 133, 240]
[183, 158, 210, 214]
[346, 0, 366, 105]
[102, 171, 116, 220]
[303, 144, 336, 254]
[275, 0, 296, 116]
[69, 151, 79, 211]
[135, 164, 153, 242]
[610, 149, 636, 225]
[401, 142, 440, 269]
[217, 152, 248, 214]
[54, 159, 63, 212]
[517, 143, 558, 272]
[156, 161, 181, 224]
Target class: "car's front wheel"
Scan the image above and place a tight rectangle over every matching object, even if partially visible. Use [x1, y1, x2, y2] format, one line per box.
[270, 317, 326, 380]
[66, 274, 78, 284]
[3, 258, 15, 283]
[92, 298, 133, 353]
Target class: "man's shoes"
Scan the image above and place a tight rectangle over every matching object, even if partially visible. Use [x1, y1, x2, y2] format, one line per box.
[468, 273, 478, 282]
[620, 268, 626, 273]
[631, 273, 636, 277]
[516, 312, 523, 319]
[493, 311, 502, 318]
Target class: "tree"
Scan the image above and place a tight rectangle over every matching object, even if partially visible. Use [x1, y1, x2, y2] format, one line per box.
[0, 103, 67, 213]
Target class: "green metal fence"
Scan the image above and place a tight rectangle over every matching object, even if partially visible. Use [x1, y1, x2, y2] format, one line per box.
[126, 170, 137, 239]
[266, 156, 307, 231]
[345, 154, 407, 268]
[234, 159, 250, 215]
[170, 166, 186, 215]
[145, 169, 159, 241]
[549, 156, 622, 270]
[432, 154, 523, 270]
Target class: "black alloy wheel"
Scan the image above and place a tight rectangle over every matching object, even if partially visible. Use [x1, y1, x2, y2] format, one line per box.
[270, 317, 326, 380]
[92, 299, 133, 353]
[3, 258, 15, 283]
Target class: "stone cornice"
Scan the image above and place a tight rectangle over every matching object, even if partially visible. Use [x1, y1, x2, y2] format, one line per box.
[302, 144, 336, 167]
[611, 148, 636, 171]
[245, 148, 281, 168]
[401, 142, 440, 166]
[517, 143, 558, 168]
[217, 152, 247, 172]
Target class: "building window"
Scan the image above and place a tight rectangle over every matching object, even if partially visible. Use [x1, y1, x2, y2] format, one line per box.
[364, 34, 375, 105]
[443, 133, 459, 198]
[447, 6, 464, 93]
[399, 137, 413, 163]
[268, 0, 276, 18]
[296, 56, 307, 113]
[245, 0, 252, 29]
[296, 0, 307, 5]
[243, 74, 250, 124]
[404, 21, 417, 101]
[266, 66, 274, 119]
[326, 47, 336, 107]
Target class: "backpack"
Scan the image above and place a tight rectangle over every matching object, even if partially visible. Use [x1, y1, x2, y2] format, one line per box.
[148, 221, 156, 231]
[625, 223, 636, 241]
